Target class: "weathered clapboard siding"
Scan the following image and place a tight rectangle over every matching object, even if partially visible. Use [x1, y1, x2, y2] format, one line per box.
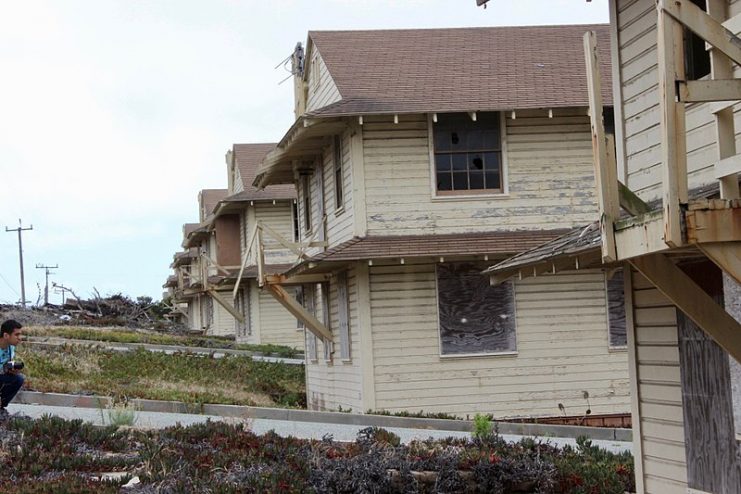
[321, 129, 355, 246]
[256, 284, 304, 349]
[233, 167, 245, 194]
[254, 201, 296, 264]
[368, 262, 630, 418]
[306, 267, 364, 412]
[361, 111, 599, 236]
[208, 292, 236, 337]
[615, 0, 741, 201]
[297, 160, 325, 258]
[629, 269, 688, 493]
[187, 297, 201, 332]
[306, 50, 341, 113]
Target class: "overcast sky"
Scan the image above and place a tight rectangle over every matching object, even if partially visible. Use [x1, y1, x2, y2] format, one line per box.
[0, 0, 608, 305]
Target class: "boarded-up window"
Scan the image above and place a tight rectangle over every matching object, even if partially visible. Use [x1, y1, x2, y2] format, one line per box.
[337, 271, 351, 360]
[437, 263, 516, 355]
[606, 269, 627, 348]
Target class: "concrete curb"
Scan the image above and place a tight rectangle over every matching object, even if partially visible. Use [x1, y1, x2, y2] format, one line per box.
[16, 391, 632, 442]
[24, 337, 304, 365]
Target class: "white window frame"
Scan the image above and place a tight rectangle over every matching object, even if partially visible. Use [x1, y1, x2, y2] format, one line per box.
[428, 112, 509, 201]
[435, 262, 518, 358]
[320, 282, 333, 362]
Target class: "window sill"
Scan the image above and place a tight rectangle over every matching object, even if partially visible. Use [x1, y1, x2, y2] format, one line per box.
[608, 345, 628, 353]
[432, 193, 510, 202]
[334, 207, 345, 217]
[440, 351, 518, 359]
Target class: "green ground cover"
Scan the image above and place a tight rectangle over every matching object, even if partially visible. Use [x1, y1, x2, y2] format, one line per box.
[5, 416, 635, 493]
[19, 344, 306, 408]
[25, 326, 301, 358]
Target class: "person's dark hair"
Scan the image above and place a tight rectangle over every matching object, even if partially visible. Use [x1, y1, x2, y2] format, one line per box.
[1, 320, 22, 337]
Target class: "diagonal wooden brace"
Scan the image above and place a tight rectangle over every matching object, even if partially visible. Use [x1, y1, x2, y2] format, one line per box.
[265, 284, 332, 341]
[630, 254, 741, 364]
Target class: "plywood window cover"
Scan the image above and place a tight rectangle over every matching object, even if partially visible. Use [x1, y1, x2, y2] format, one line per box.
[606, 268, 628, 350]
[429, 112, 509, 198]
[435, 263, 517, 358]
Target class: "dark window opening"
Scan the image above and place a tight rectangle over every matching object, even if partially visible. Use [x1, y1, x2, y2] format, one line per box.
[607, 269, 627, 348]
[292, 202, 300, 242]
[684, 0, 711, 80]
[333, 135, 344, 210]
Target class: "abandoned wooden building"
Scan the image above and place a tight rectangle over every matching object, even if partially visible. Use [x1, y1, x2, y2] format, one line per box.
[248, 24, 634, 419]
[480, 0, 741, 492]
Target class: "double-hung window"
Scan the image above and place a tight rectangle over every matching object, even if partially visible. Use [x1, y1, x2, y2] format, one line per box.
[433, 112, 503, 195]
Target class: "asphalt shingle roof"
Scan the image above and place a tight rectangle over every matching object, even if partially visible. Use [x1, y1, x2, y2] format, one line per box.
[307, 24, 612, 117]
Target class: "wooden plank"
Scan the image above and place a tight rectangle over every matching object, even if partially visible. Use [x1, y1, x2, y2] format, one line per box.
[618, 181, 651, 216]
[660, 0, 741, 67]
[629, 254, 741, 364]
[615, 211, 670, 260]
[686, 208, 741, 244]
[625, 269, 646, 494]
[657, 10, 688, 248]
[584, 31, 619, 262]
[265, 283, 332, 341]
[678, 79, 741, 102]
[207, 289, 245, 323]
[697, 242, 741, 284]
[714, 153, 741, 182]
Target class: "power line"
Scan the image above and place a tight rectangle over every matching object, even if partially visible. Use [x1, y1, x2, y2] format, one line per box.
[5, 219, 33, 306]
[0, 271, 20, 298]
[35, 263, 58, 306]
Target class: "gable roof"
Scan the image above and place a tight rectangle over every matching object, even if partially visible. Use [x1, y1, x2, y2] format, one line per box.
[199, 189, 228, 221]
[232, 144, 296, 201]
[307, 24, 612, 117]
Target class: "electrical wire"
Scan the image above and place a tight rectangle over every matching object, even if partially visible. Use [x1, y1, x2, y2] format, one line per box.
[0, 271, 20, 298]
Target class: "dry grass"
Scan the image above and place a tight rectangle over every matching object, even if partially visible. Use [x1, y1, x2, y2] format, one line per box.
[19, 343, 305, 408]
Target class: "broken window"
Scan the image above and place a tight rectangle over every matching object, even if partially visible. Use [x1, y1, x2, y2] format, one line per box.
[606, 269, 627, 348]
[334, 135, 344, 211]
[433, 112, 503, 195]
[437, 262, 516, 355]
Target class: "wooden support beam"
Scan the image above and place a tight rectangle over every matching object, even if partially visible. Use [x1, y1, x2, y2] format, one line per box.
[584, 31, 619, 262]
[232, 223, 260, 300]
[618, 181, 651, 216]
[629, 254, 741, 364]
[657, 10, 688, 247]
[714, 153, 741, 180]
[265, 273, 330, 285]
[260, 222, 308, 258]
[615, 210, 669, 260]
[697, 242, 741, 284]
[660, 0, 741, 67]
[686, 207, 741, 243]
[265, 284, 332, 341]
[678, 80, 741, 102]
[208, 289, 245, 323]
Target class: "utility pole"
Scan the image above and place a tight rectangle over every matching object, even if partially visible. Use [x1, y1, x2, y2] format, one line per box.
[35, 264, 58, 306]
[5, 219, 33, 307]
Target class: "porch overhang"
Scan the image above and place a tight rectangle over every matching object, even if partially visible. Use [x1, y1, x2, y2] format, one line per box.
[182, 224, 210, 248]
[253, 116, 347, 188]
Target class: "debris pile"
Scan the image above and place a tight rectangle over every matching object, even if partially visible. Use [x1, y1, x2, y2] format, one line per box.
[0, 293, 180, 330]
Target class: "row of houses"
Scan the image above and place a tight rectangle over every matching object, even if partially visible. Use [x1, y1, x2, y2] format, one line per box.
[165, 1, 741, 491]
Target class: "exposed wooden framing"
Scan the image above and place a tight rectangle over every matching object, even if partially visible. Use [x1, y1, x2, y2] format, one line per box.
[685, 207, 741, 243]
[232, 223, 260, 299]
[657, 9, 688, 248]
[264, 273, 330, 285]
[489, 250, 603, 286]
[618, 181, 650, 216]
[264, 284, 332, 341]
[200, 253, 231, 276]
[708, 0, 741, 201]
[660, 0, 741, 67]
[260, 222, 307, 259]
[257, 227, 265, 287]
[207, 289, 245, 323]
[584, 31, 619, 262]
[678, 80, 741, 102]
[697, 242, 741, 284]
[629, 254, 741, 364]
[615, 210, 669, 260]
